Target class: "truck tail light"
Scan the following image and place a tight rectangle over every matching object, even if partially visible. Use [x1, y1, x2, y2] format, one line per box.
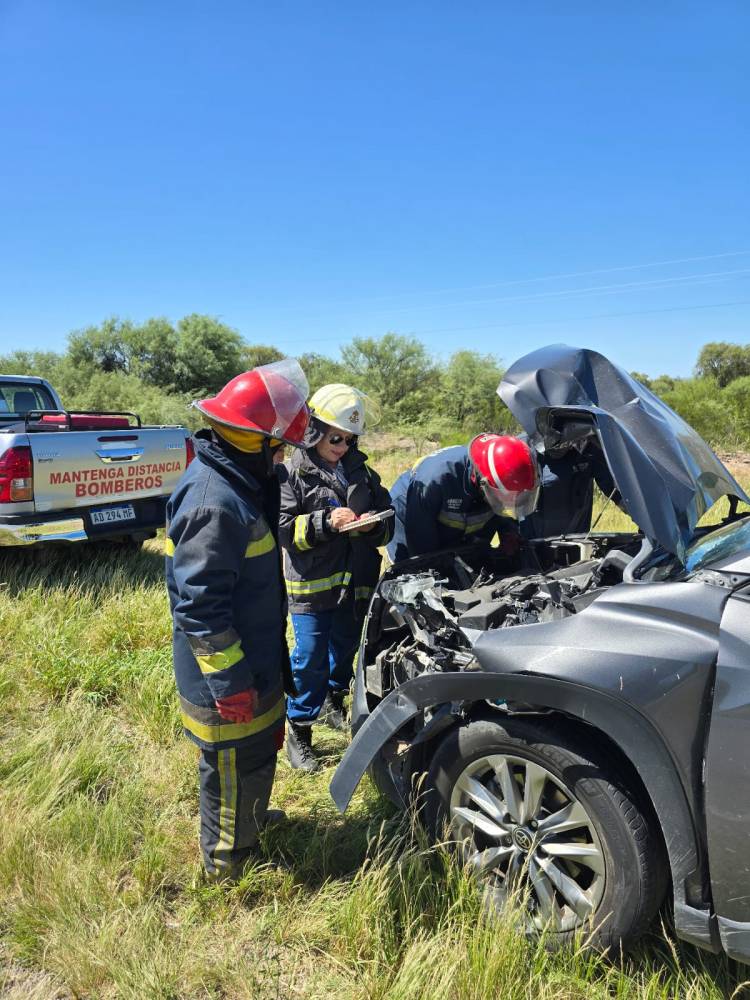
[185, 436, 195, 468]
[0, 446, 34, 502]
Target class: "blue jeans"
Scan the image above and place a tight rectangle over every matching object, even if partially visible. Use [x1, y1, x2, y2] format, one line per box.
[286, 603, 360, 724]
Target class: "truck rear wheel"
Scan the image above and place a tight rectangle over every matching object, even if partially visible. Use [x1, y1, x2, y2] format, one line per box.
[424, 715, 667, 952]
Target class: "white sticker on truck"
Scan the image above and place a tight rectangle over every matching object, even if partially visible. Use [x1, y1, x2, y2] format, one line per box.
[47, 461, 183, 498]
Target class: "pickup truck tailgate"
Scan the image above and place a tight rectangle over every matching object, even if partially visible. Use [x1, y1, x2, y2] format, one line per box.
[30, 428, 189, 512]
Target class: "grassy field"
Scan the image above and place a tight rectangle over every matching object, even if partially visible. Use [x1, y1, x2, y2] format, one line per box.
[2, 453, 750, 998]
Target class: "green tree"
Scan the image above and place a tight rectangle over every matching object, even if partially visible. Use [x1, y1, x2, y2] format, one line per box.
[297, 352, 348, 394]
[441, 350, 514, 433]
[339, 333, 440, 424]
[0, 349, 65, 383]
[695, 341, 750, 387]
[125, 318, 179, 389]
[240, 344, 285, 370]
[172, 315, 245, 395]
[721, 375, 750, 448]
[65, 370, 198, 428]
[650, 375, 676, 397]
[67, 318, 134, 374]
[659, 378, 727, 447]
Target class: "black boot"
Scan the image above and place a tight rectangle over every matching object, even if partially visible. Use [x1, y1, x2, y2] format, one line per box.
[286, 722, 319, 773]
[319, 691, 348, 731]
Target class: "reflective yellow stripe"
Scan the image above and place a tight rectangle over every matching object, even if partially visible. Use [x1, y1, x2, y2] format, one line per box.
[213, 747, 238, 871]
[313, 404, 338, 425]
[285, 570, 352, 596]
[196, 639, 244, 674]
[181, 695, 285, 744]
[245, 531, 276, 558]
[293, 515, 312, 552]
[465, 514, 494, 534]
[165, 537, 175, 556]
[355, 586, 374, 601]
[437, 510, 494, 534]
[437, 512, 466, 529]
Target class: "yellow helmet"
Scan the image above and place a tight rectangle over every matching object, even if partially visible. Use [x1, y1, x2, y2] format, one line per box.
[308, 384, 378, 436]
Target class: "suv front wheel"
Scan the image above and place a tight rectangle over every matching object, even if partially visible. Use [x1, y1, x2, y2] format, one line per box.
[424, 714, 667, 952]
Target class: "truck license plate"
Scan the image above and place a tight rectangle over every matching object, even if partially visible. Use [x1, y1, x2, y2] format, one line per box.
[90, 504, 136, 525]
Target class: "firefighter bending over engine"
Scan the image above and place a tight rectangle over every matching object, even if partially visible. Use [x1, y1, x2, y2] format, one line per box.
[387, 432, 616, 563]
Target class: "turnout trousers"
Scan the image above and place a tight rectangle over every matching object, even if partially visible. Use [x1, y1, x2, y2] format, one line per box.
[286, 601, 360, 724]
[198, 738, 280, 879]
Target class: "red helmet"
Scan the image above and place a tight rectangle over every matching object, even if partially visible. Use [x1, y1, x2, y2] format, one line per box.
[469, 433, 540, 519]
[193, 359, 310, 446]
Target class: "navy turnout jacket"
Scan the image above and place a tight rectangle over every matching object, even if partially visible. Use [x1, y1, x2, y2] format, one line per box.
[165, 431, 287, 750]
[387, 443, 617, 562]
[279, 445, 393, 616]
[387, 446, 513, 562]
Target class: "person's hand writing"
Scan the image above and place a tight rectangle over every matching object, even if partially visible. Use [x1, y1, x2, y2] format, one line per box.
[353, 511, 378, 531]
[330, 507, 358, 531]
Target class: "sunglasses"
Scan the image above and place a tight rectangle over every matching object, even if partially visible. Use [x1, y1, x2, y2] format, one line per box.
[326, 432, 357, 447]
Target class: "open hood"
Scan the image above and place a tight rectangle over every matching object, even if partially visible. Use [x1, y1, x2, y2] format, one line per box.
[499, 345, 750, 562]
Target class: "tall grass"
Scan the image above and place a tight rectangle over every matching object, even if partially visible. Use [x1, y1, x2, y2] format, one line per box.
[1, 473, 750, 996]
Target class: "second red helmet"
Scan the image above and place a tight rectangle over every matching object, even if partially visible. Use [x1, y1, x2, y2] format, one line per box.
[469, 433, 540, 519]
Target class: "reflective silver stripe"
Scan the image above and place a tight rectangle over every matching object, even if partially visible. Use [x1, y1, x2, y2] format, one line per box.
[213, 748, 237, 871]
[285, 570, 352, 596]
[487, 438, 501, 489]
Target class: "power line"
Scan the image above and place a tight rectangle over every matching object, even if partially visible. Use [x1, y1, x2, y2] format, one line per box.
[414, 298, 750, 343]
[266, 249, 750, 315]
[262, 268, 750, 340]
[260, 266, 750, 333]
[364, 266, 750, 316]
[268, 297, 750, 347]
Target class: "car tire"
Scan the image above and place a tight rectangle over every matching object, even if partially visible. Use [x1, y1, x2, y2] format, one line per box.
[424, 714, 667, 952]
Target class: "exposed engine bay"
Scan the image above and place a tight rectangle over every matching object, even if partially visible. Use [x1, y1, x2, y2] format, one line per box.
[363, 534, 641, 700]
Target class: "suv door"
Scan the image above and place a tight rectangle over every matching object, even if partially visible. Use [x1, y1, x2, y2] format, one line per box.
[704, 588, 750, 962]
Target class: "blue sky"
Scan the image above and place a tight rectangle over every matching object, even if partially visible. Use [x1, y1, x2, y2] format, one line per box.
[0, 2, 748, 375]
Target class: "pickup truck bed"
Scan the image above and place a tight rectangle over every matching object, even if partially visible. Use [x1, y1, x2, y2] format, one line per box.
[0, 375, 192, 547]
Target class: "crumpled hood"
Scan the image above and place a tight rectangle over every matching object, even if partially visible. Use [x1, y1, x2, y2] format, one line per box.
[499, 345, 750, 561]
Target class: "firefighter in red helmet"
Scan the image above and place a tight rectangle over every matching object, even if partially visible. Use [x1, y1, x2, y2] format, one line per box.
[165, 360, 310, 880]
[387, 433, 537, 562]
[467, 433, 541, 520]
[387, 428, 616, 563]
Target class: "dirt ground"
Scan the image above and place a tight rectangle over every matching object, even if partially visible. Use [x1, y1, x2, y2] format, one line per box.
[717, 451, 750, 481]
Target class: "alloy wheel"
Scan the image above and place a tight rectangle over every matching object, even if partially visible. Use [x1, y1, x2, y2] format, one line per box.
[448, 753, 606, 932]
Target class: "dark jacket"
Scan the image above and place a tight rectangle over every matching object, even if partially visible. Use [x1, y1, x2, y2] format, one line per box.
[519, 445, 617, 539]
[165, 431, 287, 751]
[387, 445, 513, 563]
[387, 443, 618, 563]
[279, 445, 393, 616]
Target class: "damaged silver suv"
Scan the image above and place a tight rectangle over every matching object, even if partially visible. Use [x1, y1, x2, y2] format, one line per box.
[331, 346, 750, 960]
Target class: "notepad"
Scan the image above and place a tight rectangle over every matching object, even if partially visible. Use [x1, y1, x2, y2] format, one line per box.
[337, 509, 395, 533]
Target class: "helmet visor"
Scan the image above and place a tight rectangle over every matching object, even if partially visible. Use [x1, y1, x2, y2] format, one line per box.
[256, 359, 310, 439]
[480, 479, 540, 520]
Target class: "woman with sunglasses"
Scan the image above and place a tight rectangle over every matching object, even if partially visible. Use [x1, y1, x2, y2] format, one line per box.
[278, 384, 393, 772]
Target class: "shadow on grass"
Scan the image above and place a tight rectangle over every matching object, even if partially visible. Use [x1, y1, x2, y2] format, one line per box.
[256, 795, 400, 891]
[0, 540, 165, 596]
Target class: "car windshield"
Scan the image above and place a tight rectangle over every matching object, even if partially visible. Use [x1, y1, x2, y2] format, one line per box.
[0, 382, 55, 415]
[684, 517, 750, 573]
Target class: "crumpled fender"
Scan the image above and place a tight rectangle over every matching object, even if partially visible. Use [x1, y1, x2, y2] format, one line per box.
[329, 670, 701, 911]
